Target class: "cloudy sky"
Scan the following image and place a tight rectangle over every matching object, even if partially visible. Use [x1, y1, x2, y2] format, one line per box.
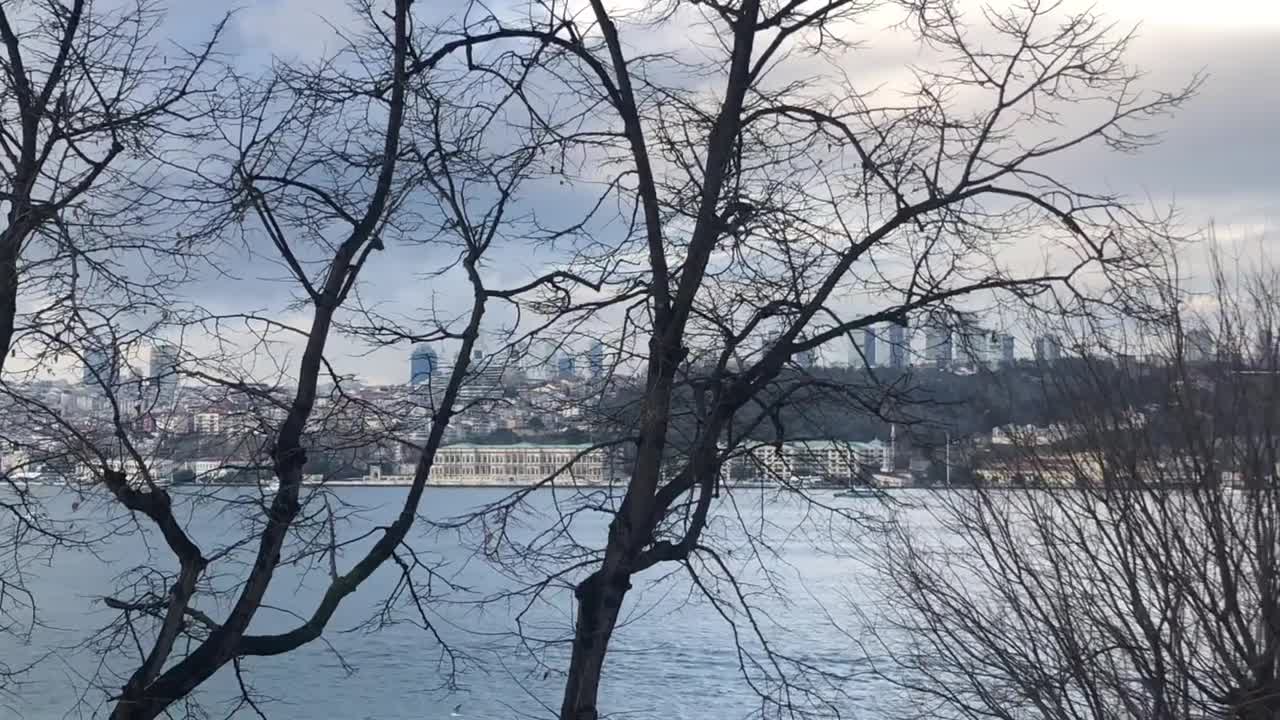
[134, 0, 1280, 384]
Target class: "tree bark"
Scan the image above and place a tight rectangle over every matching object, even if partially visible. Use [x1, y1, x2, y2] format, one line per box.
[560, 563, 632, 720]
[0, 233, 21, 373]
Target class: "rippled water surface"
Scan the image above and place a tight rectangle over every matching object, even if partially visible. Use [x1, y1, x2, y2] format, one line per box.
[5, 487, 933, 719]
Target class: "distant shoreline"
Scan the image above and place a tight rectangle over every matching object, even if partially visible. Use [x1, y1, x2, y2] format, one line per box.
[1, 479, 785, 490]
[304, 480, 787, 489]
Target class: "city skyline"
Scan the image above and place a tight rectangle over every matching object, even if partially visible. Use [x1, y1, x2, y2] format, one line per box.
[1, 2, 1274, 719]
[0, 0, 1260, 388]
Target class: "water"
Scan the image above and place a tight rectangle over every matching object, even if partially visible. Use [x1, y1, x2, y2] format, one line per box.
[2, 487, 923, 719]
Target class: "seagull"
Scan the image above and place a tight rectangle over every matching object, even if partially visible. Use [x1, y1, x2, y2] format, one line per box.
[450, 703, 463, 717]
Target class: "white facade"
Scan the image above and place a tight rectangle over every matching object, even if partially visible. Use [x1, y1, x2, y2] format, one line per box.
[192, 412, 223, 434]
[743, 440, 886, 482]
[366, 443, 609, 486]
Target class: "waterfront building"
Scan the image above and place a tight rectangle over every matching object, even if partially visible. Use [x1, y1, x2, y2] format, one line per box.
[741, 440, 886, 483]
[364, 443, 608, 485]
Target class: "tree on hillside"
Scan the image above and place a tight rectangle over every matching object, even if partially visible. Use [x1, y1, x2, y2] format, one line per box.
[878, 256, 1280, 719]
[419, 0, 1196, 716]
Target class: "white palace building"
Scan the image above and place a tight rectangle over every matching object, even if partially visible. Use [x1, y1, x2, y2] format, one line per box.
[364, 443, 609, 486]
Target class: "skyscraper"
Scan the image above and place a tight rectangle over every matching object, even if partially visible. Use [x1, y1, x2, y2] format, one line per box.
[924, 327, 952, 369]
[976, 331, 1015, 369]
[888, 324, 907, 369]
[557, 353, 576, 380]
[955, 326, 986, 367]
[150, 341, 180, 409]
[852, 327, 877, 369]
[82, 341, 119, 387]
[527, 339, 558, 381]
[409, 344, 437, 385]
[460, 347, 504, 399]
[1000, 334, 1015, 366]
[1033, 334, 1061, 363]
[588, 340, 605, 379]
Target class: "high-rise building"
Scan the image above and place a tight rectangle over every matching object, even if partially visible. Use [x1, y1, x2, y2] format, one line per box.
[1000, 334, 1015, 366]
[410, 344, 438, 385]
[954, 325, 986, 368]
[82, 341, 119, 387]
[924, 327, 952, 369]
[888, 324, 907, 369]
[588, 340, 605, 379]
[1186, 329, 1215, 363]
[852, 327, 877, 369]
[976, 331, 1014, 369]
[460, 348, 504, 399]
[526, 339, 558, 381]
[149, 341, 180, 409]
[972, 331, 990, 368]
[1033, 334, 1062, 363]
[557, 353, 576, 380]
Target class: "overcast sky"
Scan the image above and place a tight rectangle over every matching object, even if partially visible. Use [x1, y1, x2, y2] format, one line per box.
[145, 0, 1280, 384]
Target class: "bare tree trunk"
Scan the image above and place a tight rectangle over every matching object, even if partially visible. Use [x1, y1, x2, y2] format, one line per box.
[561, 561, 631, 720]
[0, 233, 20, 372]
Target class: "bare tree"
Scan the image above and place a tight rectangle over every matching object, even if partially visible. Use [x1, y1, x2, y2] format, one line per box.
[67, 3, 428, 715]
[401, 0, 1197, 717]
[878, 252, 1280, 720]
[0, 0, 223, 691]
[0, 0, 223, 369]
[0, 1, 613, 716]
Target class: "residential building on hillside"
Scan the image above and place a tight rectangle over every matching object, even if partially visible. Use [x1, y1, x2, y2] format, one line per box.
[191, 412, 223, 435]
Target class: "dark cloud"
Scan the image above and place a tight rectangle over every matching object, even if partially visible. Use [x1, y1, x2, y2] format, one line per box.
[149, 3, 1277, 383]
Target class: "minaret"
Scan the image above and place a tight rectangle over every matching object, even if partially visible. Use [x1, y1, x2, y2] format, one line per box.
[881, 424, 896, 473]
